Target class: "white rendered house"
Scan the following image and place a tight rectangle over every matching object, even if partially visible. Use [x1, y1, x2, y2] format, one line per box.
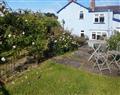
[0, 0, 12, 16]
[57, 0, 120, 40]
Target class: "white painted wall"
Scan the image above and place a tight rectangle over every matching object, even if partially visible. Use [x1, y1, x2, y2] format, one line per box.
[88, 11, 113, 39]
[57, 2, 120, 40]
[113, 21, 120, 32]
[113, 14, 120, 32]
[57, 2, 89, 37]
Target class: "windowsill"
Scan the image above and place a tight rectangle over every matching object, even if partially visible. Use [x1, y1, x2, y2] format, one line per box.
[94, 22, 105, 24]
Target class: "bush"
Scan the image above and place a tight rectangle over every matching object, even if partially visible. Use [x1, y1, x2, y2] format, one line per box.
[0, 10, 85, 64]
[46, 28, 85, 56]
[107, 32, 120, 50]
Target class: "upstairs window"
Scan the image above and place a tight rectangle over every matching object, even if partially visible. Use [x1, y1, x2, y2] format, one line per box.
[94, 14, 99, 23]
[79, 11, 84, 19]
[100, 15, 105, 23]
[95, 17, 99, 23]
[94, 14, 105, 24]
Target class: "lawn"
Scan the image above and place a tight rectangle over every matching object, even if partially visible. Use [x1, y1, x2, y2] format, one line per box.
[1, 60, 120, 95]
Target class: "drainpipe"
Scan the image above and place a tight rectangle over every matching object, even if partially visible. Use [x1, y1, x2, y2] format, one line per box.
[107, 9, 110, 38]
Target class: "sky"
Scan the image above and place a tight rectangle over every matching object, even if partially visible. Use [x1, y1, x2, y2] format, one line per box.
[5, 0, 120, 13]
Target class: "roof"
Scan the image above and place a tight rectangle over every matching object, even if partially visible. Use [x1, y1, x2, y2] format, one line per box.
[57, 1, 89, 13]
[113, 18, 120, 22]
[93, 6, 120, 13]
[57, 1, 120, 14]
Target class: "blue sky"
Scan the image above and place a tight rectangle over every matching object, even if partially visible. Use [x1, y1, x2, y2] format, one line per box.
[5, 0, 120, 13]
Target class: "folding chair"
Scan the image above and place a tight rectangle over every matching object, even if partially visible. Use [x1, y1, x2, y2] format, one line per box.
[108, 42, 120, 70]
[88, 43, 101, 62]
[115, 41, 120, 70]
[89, 43, 111, 73]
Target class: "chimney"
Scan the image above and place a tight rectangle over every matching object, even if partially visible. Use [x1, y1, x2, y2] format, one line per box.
[90, 0, 95, 11]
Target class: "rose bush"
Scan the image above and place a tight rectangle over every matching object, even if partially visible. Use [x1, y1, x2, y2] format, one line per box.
[0, 10, 86, 63]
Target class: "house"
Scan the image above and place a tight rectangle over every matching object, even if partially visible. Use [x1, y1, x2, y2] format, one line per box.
[57, 0, 120, 40]
[0, 1, 5, 16]
[0, 0, 12, 16]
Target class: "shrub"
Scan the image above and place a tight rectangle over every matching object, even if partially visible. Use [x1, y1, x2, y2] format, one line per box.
[107, 32, 120, 50]
[46, 28, 85, 56]
[0, 10, 85, 64]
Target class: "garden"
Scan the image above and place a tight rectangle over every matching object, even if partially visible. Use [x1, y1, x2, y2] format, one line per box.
[0, 10, 85, 79]
[0, 11, 120, 95]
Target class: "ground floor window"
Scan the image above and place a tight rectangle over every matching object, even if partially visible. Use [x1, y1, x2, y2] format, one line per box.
[92, 32, 107, 40]
[81, 30, 85, 37]
[92, 32, 96, 39]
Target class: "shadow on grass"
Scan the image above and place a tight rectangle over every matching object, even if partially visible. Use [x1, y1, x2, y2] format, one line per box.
[0, 80, 10, 95]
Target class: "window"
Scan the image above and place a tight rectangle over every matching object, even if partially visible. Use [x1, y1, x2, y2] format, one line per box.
[97, 35, 101, 40]
[81, 30, 84, 37]
[94, 15, 99, 23]
[92, 32, 96, 39]
[95, 18, 99, 23]
[94, 14, 105, 23]
[79, 11, 84, 19]
[100, 16, 104, 23]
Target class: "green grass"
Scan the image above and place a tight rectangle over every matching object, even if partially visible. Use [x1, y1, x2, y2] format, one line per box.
[1, 60, 120, 95]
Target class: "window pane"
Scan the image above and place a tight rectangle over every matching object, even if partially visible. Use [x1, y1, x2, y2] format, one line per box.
[100, 17, 104, 23]
[80, 11, 84, 19]
[97, 35, 101, 40]
[92, 34, 96, 39]
[95, 18, 98, 22]
[81, 33, 84, 37]
[81, 30, 84, 32]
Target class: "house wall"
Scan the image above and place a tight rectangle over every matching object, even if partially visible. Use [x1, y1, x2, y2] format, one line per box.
[57, 2, 89, 37]
[88, 11, 113, 40]
[113, 21, 120, 32]
[57, 2, 120, 40]
[113, 14, 120, 32]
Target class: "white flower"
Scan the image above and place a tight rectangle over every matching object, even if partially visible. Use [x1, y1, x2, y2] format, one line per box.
[8, 34, 12, 38]
[54, 40, 57, 43]
[22, 32, 25, 35]
[63, 32, 65, 35]
[1, 57, 6, 62]
[32, 42, 35, 45]
[64, 45, 67, 47]
[12, 45, 16, 49]
[12, 81, 15, 84]
[62, 38, 65, 40]
[25, 76, 28, 79]
[25, 19, 28, 22]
